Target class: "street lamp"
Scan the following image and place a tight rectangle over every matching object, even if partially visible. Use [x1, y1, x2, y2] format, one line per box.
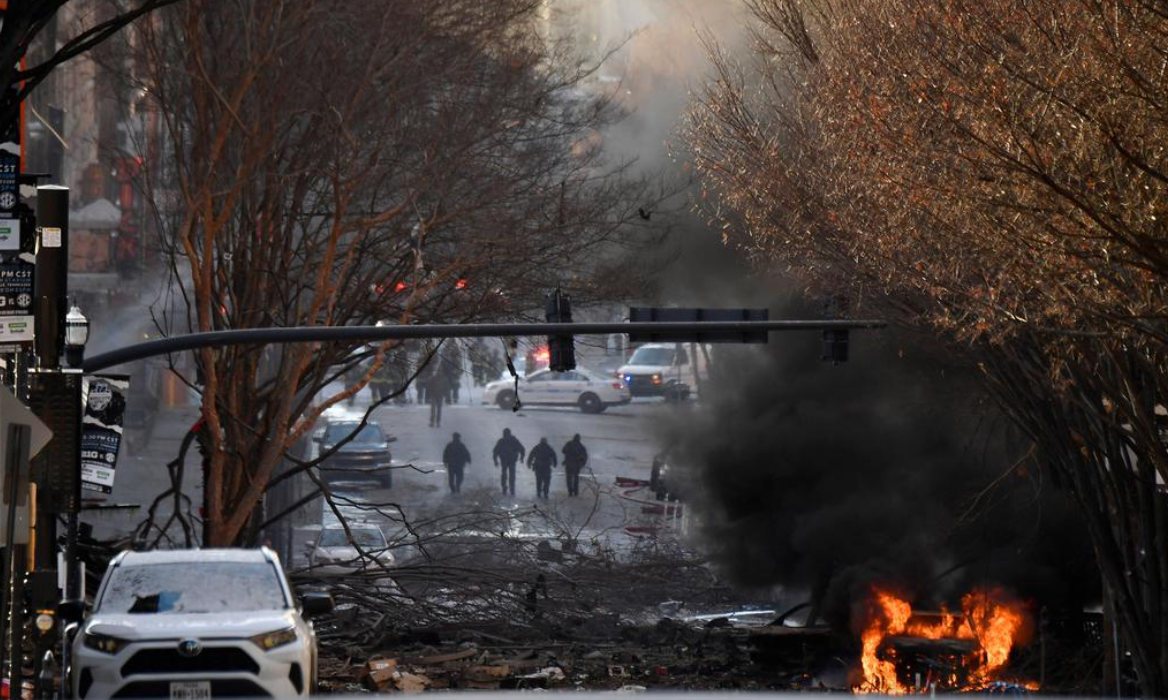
[64, 303, 89, 368]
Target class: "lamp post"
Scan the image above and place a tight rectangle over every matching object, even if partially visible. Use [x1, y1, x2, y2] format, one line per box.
[64, 303, 89, 369]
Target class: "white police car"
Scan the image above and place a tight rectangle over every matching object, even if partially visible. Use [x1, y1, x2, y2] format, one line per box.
[482, 367, 631, 413]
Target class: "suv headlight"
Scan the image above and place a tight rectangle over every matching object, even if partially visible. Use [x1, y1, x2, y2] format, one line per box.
[251, 627, 298, 651]
[83, 631, 128, 654]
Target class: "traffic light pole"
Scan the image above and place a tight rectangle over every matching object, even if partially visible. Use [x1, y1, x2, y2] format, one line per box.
[81, 319, 887, 373]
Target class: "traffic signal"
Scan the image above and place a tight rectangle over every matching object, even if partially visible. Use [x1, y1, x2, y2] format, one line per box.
[822, 328, 849, 363]
[545, 288, 575, 372]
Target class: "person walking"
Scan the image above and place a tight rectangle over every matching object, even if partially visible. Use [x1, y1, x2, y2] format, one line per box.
[443, 344, 463, 404]
[427, 368, 451, 428]
[369, 361, 393, 404]
[443, 432, 472, 494]
[561, 433, 588, 497]
[493, 428, 526, 496]
[526, 437, 557, 499]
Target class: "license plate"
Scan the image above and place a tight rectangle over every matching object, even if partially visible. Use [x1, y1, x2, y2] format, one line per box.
[170, 681, 211, 700]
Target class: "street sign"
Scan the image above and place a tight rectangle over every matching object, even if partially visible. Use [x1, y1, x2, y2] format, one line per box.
[79, 374, 129, 496]
[0, 385, 52, 545]
[628, 307, 771, 343]
[0, 261, 34, 346]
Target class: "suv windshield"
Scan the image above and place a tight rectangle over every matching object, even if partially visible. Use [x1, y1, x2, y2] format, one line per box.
[629, 347, 674, 366]
[325, 423, 384, 445]
[318, 528, 385, 548]
[99, 562, 287, 614]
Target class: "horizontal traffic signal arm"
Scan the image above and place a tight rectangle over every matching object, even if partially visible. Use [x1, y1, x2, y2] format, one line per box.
[82, 320, 886, 372]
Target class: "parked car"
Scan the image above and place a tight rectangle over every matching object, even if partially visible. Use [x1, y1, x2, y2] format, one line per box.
[496, 356, 528, 381]
[71, 548, 332, 699]
[306, 525, 395, 575]
[482, 367, 631, 413]
[315, 420, 396, 488]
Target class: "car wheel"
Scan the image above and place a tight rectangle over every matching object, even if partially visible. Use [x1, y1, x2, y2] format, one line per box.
[578, 393, 603, 414]
[496, 390, 516, 410]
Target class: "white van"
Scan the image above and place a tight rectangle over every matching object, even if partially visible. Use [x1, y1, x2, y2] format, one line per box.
[616, 343, 707, 397]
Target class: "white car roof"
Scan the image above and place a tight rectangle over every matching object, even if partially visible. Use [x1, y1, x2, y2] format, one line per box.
[117, 548, 275, 566]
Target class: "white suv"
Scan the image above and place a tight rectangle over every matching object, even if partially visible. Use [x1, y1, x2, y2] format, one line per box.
[71, 548, 332, 699]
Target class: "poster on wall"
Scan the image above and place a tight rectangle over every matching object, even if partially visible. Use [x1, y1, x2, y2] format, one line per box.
[81, 374, 129, 495]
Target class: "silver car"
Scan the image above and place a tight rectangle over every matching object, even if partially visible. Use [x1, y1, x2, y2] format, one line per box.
[306, 526, 395, 575]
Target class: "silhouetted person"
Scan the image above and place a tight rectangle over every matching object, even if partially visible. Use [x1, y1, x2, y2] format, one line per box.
[428, 369, 451, 428]
[562, 433, 588, 497]
[493, 428, 526, 496]
[443, 344, 463, 403]
[527, 437, 557, 499]
[443, 432, 471, 493]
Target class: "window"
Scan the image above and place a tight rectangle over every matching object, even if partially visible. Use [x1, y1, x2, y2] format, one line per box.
[629, 347, 674, 366]
[325, 423, 385, 445]
[318, 528, 386, 548]
[99, 562, 287, 614]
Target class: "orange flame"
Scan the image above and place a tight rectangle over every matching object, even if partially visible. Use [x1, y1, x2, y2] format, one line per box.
[855, 587, 1029, 694]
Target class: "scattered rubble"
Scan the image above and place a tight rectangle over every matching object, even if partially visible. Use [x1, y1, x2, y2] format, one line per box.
[319, 614, 843, 693]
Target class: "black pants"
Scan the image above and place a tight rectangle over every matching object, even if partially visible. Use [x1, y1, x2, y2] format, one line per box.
[534, 465, 552, 498]
[447, 464, 464, 493]
[429, 399, 443, 427]
[565, 465, 582, 496]
[500, 462, 517, 495]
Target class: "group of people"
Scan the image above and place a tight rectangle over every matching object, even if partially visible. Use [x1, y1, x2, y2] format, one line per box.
[441, 430, 589, 498]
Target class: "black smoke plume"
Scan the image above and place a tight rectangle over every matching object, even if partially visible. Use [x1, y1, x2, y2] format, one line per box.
[657, 294, 1097, 628]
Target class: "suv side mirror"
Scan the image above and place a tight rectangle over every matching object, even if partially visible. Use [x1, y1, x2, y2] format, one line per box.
[300, 591, 334, 618]
[57, 599, 86, 625]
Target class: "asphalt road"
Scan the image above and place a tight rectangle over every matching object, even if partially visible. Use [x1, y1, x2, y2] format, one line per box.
[316, 381, 676, 560]
[82, 375, 683, 560]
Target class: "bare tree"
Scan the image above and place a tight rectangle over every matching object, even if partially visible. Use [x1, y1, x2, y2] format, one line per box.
[130, 0, 662, 547]
[686, 0, 1168, 693]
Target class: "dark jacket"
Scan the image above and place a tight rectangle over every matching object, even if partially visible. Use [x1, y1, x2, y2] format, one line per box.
[562, 439, 588, 469]
[527, 442, 557, 470]
[443, 441, 472, 468]
[493, 435, 526, 466]
[427, 370, 451, 403]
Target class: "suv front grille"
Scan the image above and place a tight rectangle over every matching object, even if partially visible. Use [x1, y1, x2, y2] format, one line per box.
[112, 679, 270, 698]
[122, 647, 260, 676]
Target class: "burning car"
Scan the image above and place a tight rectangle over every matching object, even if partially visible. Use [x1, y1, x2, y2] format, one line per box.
[854, 587, 1034, 694]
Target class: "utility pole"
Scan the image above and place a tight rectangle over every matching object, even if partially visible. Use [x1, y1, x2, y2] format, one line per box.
[27, 184, 80, 696]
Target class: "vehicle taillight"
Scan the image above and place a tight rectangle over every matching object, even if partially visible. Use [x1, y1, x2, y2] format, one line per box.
[612, 382, 623, 390]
